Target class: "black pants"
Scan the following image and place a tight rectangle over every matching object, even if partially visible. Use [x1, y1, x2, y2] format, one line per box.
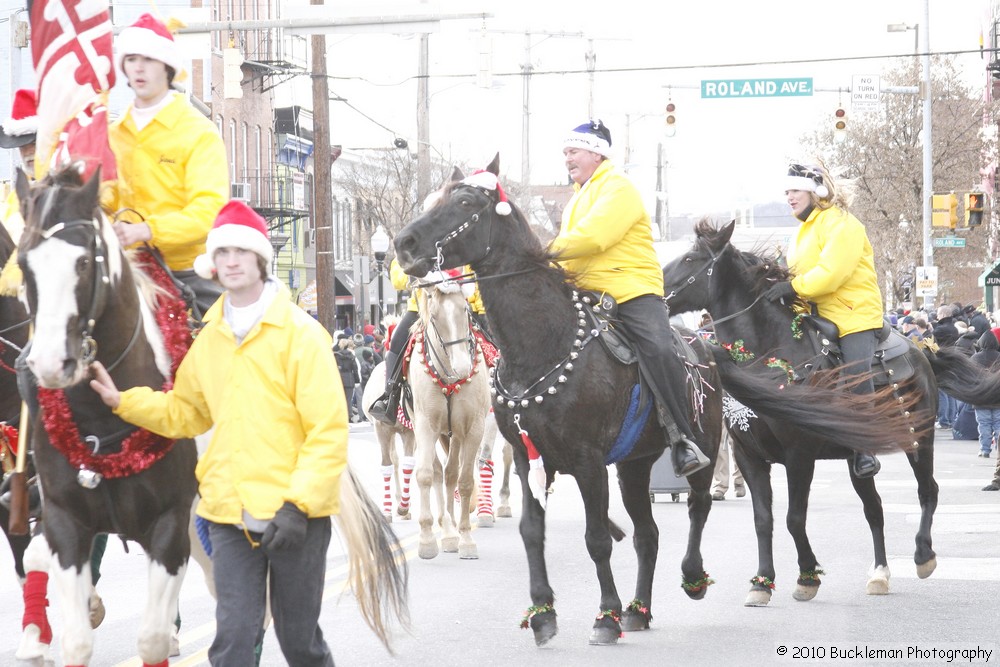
[840, 329, 878, 396]
[617, 295, 698, 443]
[173, 269, 225, 321]
[389, 310, 419, 356]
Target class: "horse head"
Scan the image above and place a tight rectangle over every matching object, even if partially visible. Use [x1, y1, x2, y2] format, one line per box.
[17, 165, 124, 388]
[396, 154, 515, 277]
[661, 219, 739, 315]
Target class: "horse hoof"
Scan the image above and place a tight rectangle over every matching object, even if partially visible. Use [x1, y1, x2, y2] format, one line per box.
[89, 591, 106, 628]
[497, 505, 512, 518]
[441, 536, 459, 552]
[459, 543, 479, 559]
[532, 616, 558, 647]
[418, 542, 439, 559]
[620, 609, 651, 631]
[792, 584, 818, 601]
[866, 577, 890, 595]
[477, 512, 495, 528]
[397, 505, 410, 517]
[588, 625, 621, 646]
[382, 512, 393, 523]
[744, 590, 772, 607]
[916, 557, 937, 579]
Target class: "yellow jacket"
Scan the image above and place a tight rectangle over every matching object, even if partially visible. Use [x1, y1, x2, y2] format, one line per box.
[550, 159, 663, 302]
[787, 205, 884, 335]
[1, 190, 24, 245]
[106, 93, 229, 271]
[114, 286, 349, 523]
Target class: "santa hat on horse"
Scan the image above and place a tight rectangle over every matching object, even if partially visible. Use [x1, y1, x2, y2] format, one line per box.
[115, 13, 185, 80]
[193, 200, 273, 279]
[0, 89, 39, 149]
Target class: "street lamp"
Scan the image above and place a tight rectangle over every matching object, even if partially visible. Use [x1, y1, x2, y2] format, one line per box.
[888, 4, 932, 305]
[371, 225, 391, 325]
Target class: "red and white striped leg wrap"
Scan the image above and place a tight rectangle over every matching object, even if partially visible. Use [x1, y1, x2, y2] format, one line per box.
[399, 456, 415, 513]
[22, 570, 52, 646]
[381, 465, 394, 515]
[143, 661, 169, 667]
[477, 459, 494, 516]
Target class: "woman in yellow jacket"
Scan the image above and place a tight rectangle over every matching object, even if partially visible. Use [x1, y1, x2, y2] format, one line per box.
[765, 162, 884, 478]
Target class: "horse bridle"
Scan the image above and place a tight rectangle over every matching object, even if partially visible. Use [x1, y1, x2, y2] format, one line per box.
[432, 185, 497, 271]
[664, 244, 767, 328]
[33, 217, 142, 372]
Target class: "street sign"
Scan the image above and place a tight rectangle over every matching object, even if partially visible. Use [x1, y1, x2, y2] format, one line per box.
[915, 266, 938, 297]
[851, 75, 880, 112]
[701, 78, 813, 99]
[933, 236, 966, 248]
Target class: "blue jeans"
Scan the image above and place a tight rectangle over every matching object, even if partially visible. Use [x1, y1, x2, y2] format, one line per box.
[207, 519, 334, 667]
[975, 408, 1000, 455]
[937, 391, 958, 426]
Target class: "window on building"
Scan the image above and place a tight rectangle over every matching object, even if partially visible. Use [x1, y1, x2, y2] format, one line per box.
[229, 119, 236, 180]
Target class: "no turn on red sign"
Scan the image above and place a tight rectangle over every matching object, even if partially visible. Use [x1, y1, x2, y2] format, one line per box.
[852, 75, 880, 113]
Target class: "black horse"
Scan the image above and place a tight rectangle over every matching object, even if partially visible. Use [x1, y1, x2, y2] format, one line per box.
[661, 220, 999, 605]
[393, 157, 924, 647]
[14, 166, 198, 666]
[0, 221, 32, 580]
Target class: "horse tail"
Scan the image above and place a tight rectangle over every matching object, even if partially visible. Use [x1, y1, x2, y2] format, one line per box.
[924, 346, 1000, 407]
[708, 346, 926, 455]
[336, 466, 410, 653]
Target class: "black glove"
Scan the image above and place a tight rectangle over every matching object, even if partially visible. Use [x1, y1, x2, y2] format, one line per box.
[763, 281, 797, 303]
[261, 502, 308, 551]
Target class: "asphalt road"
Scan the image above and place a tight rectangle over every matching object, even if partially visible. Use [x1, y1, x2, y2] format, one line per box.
[1, 425, 998, 666]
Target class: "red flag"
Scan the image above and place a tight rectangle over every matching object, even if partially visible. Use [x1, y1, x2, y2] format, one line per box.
[30, 0, 116, 181]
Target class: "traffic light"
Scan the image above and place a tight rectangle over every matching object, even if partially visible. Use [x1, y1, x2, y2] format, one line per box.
[833, 107, 847, 142]
[664, 102, 677, 137]
[931, 193, 958, 229]
[966, 192, 984, 227]
[223, 47, 244, 99]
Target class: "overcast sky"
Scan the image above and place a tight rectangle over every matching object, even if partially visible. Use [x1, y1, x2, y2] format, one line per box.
[277, 0, 990, 217]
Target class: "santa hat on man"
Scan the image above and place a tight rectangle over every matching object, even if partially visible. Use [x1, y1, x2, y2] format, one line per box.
[0, 89, 38, 149]
[193, 201, 273, 279]
[115, 13, 184, 79]
[563, 119, 612, 157]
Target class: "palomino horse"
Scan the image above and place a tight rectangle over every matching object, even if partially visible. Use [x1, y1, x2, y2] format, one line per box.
[393, 156, 925, 646]
[15, 166, 408, 664]
[406, 274, 491, 559]
[660, 220, 995, 604]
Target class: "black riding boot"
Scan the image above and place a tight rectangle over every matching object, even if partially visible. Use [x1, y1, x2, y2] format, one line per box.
[368, 351, 402, 425]
[852, 453, 881, 479]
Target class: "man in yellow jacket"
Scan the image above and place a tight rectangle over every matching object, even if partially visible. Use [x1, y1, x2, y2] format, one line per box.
[551, 120, 709, 476]
[90, 201, 347, 666]
[765, 163, 884, 478]
[105, 13, 229, 318]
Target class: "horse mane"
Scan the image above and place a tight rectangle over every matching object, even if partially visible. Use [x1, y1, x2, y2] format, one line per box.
[692, 219, 795, 297]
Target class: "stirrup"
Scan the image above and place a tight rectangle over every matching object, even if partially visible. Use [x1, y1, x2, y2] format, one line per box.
[852, 453, 880, 479]
[368, 394, 397, 425]
[671, 439, 711, 477]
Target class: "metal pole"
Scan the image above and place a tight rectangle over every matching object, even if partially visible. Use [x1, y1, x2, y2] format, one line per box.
[921, 1, 933, 305]
[417, 33, 430, 205]
[377, 260, 385, 324]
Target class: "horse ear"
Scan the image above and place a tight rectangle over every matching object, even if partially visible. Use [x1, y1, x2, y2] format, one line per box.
[81, 165, 102, 206]
[450, 166, 464, 182]
[486, 153, 500, 176]
[719, 220, 736, 246]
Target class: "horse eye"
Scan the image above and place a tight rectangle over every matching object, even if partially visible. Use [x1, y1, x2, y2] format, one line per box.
[77, 256, 91, 272]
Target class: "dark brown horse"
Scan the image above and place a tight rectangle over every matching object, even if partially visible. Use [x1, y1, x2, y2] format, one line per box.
[392, 156, 925, 647]
[660, 220, 985, 605]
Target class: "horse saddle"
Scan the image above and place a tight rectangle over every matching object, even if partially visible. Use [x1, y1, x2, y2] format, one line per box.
[577, 291, 635, 365]
[797, 314, 916, 386]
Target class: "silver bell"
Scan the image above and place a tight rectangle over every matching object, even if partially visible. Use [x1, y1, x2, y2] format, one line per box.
[77, 467, 103, 489]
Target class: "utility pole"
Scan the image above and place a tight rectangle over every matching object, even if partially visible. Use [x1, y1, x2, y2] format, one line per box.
[417, 33, 431, 205]
[310, 0, 335, 334]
